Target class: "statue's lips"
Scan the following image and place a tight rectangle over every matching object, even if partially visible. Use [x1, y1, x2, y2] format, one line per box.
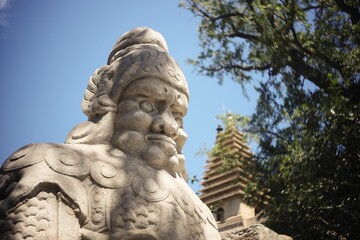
[146, 134, 176, 147]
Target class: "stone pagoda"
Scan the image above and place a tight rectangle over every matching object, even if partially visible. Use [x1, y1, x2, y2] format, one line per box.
[199, 114, 257, 232]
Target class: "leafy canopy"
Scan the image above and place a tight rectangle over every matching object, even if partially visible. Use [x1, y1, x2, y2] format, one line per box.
[181, 0, 360, 239]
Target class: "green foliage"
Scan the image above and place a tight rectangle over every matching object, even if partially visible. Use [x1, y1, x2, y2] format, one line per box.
[181, 0, 360, 239]
[207, 201, 221, 212]
[209, 113, 256, 172]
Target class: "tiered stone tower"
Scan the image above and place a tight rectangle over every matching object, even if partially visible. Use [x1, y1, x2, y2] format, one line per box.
[200, 115, 257, 232]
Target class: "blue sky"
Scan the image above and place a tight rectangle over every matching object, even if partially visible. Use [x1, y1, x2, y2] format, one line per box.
[0, 0, 258, 192]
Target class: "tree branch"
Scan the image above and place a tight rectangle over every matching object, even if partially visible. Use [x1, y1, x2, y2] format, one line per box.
[201, 62, 271, 73]
[289, 26, 344, 77]
[212, 12, 244, 21]
[224, 31, 259, 41]
[334, 0, 360, 24]
[288, 54, 328, 90]
[301, 5, 323, 11]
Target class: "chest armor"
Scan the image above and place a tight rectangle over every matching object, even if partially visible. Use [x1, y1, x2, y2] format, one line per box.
[0, 143, 217, 240]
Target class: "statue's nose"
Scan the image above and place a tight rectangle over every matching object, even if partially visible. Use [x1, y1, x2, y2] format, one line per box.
[150, 111, 179, 140]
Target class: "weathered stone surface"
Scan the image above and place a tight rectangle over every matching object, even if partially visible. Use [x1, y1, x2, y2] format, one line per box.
[0, 27, 221, 240]
[221, 224, 292, 240]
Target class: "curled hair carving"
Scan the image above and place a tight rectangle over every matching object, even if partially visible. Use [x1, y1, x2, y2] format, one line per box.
[81, 65, 116, 120]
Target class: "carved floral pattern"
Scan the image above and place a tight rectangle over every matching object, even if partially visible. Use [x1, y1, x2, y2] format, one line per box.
[86, 185, 107, 231]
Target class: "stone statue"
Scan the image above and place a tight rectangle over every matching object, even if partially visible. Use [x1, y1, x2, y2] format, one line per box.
[0, 27, 221, 240]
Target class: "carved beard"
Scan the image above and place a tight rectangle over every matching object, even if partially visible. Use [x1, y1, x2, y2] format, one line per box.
[111, 131, 181, 176]
[143, 141, 180, 175]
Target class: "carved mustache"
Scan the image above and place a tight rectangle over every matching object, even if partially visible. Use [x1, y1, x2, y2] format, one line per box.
[145, 134, 176, 147]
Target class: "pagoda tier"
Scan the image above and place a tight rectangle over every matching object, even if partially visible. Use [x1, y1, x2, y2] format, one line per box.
[200, 125, 252, 205]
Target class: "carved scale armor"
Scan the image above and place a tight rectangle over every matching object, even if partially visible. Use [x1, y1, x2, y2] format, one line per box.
[0, 143, 218, 240]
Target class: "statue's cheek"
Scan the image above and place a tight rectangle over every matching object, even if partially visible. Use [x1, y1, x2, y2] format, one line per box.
[111, 130, 148, 156]
[114, 110, 153, 132]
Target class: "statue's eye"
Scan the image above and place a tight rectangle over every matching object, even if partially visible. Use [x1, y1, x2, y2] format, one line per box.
[139, 100, 156, 113]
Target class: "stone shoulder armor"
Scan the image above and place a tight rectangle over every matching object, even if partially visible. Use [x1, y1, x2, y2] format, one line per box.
[1, 144, 44, 171]
[0, 143, 132, 215]
[0, 143, 94, 220]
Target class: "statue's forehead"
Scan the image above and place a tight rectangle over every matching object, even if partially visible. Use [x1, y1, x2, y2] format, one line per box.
[121, 78, 188, 101]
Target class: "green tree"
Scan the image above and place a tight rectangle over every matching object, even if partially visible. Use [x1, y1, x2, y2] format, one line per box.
[181, 0, 360, 239]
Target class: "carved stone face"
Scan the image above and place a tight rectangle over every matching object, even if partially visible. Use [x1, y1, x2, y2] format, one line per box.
[111, 77, 188, 173]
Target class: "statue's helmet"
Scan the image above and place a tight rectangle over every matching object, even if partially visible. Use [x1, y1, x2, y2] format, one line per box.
[81, 27, 189, 120]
